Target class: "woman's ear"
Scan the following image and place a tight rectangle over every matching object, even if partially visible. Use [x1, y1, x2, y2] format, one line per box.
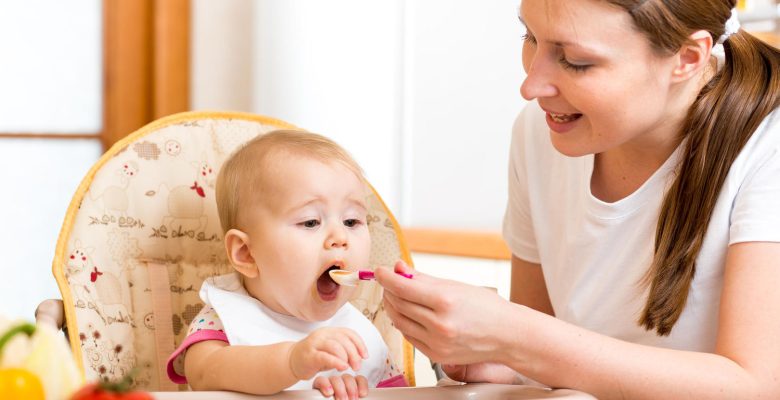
[671, 30, 713, 82]
[224, 229, 259, 278]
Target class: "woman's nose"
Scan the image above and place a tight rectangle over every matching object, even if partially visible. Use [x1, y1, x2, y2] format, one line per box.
[520, 55, 558, 100]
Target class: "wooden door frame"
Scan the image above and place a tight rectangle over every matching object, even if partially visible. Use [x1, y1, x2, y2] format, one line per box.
[103, 0, 190, 150]
[0, 1, 190, 150]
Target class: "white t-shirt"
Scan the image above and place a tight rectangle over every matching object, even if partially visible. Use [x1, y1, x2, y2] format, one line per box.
[503, 101, 780, 351]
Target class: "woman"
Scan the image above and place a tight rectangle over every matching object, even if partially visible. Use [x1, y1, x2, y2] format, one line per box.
[376, 0, 780, 398]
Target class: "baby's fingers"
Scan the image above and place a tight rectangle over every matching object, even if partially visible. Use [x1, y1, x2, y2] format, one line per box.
[329, 375, 347, 400]
[339, 328, 368, 360]
[327, 332, 366, 372]
[356, 375, 368, 397]
[330, 374, 366, 400]
[314, 351, 350, 372]
[313, 376, 334, 398]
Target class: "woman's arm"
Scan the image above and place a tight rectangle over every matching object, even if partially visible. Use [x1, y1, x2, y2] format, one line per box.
[379, 242, 780, 399]
[184, 339, 298, 394]
[510, 255, 554, 316]
[498, 242, 780, 399]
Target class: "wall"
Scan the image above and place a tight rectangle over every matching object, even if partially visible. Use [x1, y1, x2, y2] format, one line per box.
[192, 0, 528, 230]
[0, 1, 103, 321]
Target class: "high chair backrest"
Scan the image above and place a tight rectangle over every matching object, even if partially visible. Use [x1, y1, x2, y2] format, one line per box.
[52, 111, 415, 391]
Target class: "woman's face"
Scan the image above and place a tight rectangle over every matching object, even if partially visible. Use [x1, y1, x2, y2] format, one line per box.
[519, 0, 683, 157]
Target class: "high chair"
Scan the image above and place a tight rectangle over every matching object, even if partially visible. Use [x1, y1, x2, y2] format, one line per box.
[40, 111, 415, 391]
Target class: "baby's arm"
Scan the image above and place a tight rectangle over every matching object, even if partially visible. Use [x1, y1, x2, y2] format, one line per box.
[184, 327, 368, 396]
[184, 339, 299, 394]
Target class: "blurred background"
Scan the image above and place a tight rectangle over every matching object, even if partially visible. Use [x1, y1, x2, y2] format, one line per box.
[1, 0, 530, 324]
[1, 3, 778, 379]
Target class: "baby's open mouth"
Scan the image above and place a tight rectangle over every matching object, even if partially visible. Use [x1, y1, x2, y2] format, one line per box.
[316, 265, 341, 300]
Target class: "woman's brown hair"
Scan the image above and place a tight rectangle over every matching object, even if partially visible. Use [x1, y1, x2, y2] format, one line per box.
[605, 0, 780, 335]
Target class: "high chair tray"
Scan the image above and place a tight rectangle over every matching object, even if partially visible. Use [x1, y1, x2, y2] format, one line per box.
[151, 383, 595, 399]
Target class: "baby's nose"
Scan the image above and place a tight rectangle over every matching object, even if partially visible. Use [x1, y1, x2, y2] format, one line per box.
[325, 227, 348, 249]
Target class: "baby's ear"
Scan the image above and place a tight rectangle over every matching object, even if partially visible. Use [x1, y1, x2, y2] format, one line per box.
[224, 229, 258, 278]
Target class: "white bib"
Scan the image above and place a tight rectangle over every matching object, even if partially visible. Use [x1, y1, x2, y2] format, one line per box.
[200, 273, 388, 390]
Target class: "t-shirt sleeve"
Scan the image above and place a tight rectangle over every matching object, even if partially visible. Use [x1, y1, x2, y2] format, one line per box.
[729, 146, 780, 244]
[166, 305, 228, 384]
[502, 107, 541, 263]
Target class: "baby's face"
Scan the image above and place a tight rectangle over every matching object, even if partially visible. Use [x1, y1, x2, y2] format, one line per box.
[240, 155, 371, 322]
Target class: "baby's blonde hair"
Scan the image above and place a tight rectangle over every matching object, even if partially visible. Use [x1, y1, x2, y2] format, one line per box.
[216, 129, 365, 234]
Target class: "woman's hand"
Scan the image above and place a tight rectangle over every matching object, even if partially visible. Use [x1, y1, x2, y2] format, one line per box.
[375, 261, 515, 366]
[441, 362, 520, 384]
[312, 373, 368, 400]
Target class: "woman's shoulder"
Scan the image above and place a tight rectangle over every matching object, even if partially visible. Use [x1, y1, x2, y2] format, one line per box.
[754, 106, 780, 144]
[735, 106, 780, 167]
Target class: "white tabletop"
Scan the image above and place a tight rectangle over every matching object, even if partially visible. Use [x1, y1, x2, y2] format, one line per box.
[151, 383, 596, 399]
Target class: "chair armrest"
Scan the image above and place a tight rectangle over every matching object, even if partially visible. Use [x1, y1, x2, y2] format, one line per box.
[35, 299, 65, 331]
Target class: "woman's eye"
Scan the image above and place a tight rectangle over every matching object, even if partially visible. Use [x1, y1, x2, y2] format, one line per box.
[521, 33, 537, 45]
[300, 219, 320, 228]
[343, 219, 362, 228]
[558, 56, 591, 72]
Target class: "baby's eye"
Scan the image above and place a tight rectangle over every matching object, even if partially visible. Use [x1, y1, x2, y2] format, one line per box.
[300, 219, 320, 228]
[343, 219, 362, 228]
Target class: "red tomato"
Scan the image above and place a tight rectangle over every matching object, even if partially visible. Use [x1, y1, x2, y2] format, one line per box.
[69, 382, 153, 400]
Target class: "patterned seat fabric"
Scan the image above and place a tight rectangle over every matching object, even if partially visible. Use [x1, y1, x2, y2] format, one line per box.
[52, 112, 415, 391]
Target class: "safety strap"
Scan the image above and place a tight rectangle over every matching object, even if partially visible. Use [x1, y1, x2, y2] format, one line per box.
[146, 260, 178, 391]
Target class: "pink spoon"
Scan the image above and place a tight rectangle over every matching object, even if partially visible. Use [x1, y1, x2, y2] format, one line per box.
[328, 269, 413, 286]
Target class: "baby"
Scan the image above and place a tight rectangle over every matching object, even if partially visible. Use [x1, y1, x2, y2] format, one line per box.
[166, 130, 406, 398]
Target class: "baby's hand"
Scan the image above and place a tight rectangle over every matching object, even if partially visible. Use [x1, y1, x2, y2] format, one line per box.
[289, 327, 368, 381]
[313, 374, 368, 399]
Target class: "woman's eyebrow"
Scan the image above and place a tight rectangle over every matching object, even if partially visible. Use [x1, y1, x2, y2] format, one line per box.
[518, 15, 602, 54]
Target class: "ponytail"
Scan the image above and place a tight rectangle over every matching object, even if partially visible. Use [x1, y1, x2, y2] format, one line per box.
[642, 31, 780, 335]
[608, 0, 780, 335]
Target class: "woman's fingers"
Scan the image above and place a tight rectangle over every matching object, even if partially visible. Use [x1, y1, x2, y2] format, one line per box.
[401, 332, 437, 362]
[375, 262, 436, 306]
[382, 295, 430, 341]
[441, 364, 468, 382]
[392, 259, 414, 275]
[384, 290, 440, 324]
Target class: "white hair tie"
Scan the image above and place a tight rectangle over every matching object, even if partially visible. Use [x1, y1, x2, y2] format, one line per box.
[712, 8, 740, 70]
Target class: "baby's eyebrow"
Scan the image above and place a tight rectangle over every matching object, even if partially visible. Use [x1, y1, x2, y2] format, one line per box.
[347, 198, 368, 213]
[284, 198, 321, 214]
